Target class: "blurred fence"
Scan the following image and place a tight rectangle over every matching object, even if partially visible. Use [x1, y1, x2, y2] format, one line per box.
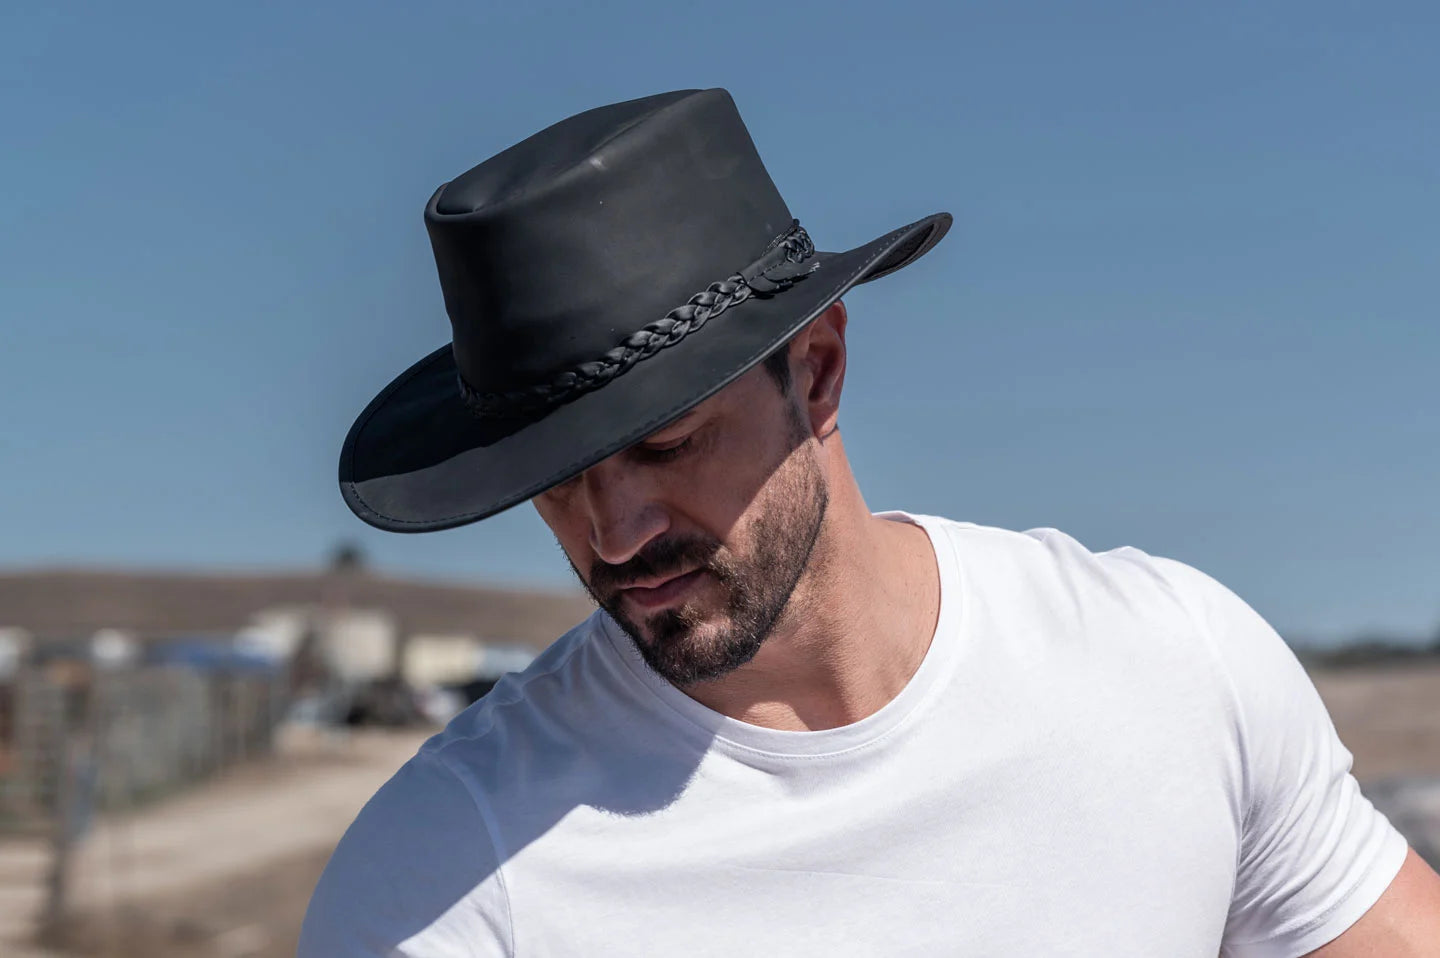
[0, 665, 285, 833]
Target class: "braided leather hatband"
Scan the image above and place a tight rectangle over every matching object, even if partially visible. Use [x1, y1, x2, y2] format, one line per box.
[457, 221, 818, 420]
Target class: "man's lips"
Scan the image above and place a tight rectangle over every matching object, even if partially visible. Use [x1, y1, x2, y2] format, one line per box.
[619, 568, 707, 610]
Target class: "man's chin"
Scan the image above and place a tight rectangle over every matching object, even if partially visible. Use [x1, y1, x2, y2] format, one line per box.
[634, 614, 776, 686]
[627, 605, 720, 651]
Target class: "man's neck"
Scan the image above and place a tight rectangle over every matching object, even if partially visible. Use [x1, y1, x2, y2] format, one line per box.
[681, 490, 942, 732]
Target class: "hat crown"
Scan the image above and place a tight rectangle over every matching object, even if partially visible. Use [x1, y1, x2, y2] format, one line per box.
[425, 89, 793, 399]
[433, 90, 696, 216]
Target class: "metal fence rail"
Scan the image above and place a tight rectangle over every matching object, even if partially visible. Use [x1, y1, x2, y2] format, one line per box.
[0, 665, 284, 832]
[0, 665, 285, 941]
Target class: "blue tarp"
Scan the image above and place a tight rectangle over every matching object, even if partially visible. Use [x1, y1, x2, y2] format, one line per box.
[146, 639, 281, 673]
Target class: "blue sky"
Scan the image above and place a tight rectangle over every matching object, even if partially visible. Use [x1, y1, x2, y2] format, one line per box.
[2, 1, 1436, 646]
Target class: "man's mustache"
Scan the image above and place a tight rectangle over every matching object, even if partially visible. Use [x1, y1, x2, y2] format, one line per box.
[588, 534, 724, 598]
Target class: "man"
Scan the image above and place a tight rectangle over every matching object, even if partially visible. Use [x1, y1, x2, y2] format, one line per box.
[302, 89, 1440, 955]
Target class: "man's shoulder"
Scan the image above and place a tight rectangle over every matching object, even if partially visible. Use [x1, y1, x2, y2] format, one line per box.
[912, 513, 1197, 591]
[908, 513, 1229, 636]
[298, 739, 514, 954]
[423, 609, 615, 763]
[299, 610, 625, 955]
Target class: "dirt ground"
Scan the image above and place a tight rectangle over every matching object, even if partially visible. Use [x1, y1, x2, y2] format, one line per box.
[50, 847, 330, 958]
[1311, 661, 1440, 781]
[0, 726, 430, 957]
[5, 662, 1438, 957]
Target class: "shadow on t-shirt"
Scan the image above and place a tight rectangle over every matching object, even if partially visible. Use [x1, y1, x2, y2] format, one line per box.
[300, 618, 717, 953]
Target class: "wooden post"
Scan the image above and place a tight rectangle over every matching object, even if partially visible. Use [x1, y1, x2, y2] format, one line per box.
[39, 673, 99, 946]
[38, 710, 74, 944]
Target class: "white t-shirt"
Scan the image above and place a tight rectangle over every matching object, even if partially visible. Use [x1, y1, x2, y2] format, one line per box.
[300, 515, 1407, 957]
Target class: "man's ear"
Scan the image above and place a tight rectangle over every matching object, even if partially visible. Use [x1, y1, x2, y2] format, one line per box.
[792, 300, 848, 439]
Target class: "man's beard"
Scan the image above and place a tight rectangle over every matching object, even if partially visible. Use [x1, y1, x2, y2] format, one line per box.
[574, 431, 828, 687]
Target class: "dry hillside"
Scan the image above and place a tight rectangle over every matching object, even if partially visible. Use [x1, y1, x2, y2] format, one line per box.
[0, 568, 595, 649]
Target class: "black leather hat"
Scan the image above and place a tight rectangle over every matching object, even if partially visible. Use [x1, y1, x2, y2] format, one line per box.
[340, 88, 950, 532]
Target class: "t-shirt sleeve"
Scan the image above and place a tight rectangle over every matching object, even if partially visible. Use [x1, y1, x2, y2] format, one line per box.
[1152, 557, 1410, 958]
[298, 749, 512, 957]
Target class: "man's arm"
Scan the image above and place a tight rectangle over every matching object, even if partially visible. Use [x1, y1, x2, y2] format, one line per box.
[1144, 555, 1425, 955]
[1306, 848, 1440, 956]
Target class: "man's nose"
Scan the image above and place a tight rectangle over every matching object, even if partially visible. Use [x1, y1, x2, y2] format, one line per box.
[580, 461, 669, 566]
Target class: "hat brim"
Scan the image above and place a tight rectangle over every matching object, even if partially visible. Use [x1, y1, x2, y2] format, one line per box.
[340, 213, 951, 532]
